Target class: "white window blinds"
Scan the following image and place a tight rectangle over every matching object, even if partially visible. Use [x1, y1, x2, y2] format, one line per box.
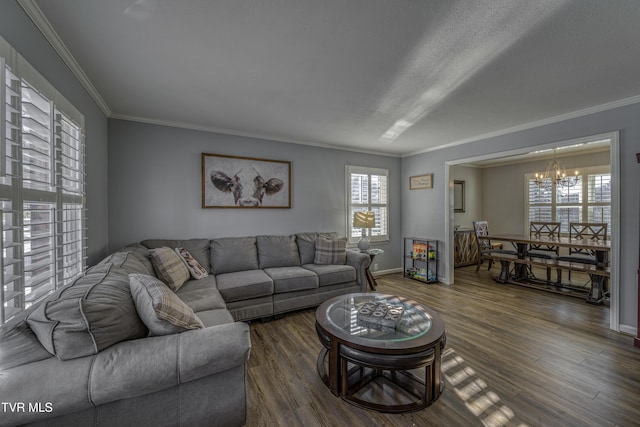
[346, 165, 389, 244]
[1, 36, 86, 324]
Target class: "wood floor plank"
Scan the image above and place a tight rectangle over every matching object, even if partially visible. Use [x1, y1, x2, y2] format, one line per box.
[244, 266, 640, 427]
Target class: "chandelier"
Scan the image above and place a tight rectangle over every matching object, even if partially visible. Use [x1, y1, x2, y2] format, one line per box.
[534, 149, 579, 191]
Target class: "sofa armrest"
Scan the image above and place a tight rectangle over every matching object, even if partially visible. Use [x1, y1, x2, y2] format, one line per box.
[90, 321, 251, 404]
[0, 322, 250, 426]
[346, 250, 371, 291]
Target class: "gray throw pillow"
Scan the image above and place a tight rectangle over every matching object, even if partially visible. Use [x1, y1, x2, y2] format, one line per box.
[129, 274, 204, 335]
[27, 263, 148, 360]
[314, 236, 347, 265]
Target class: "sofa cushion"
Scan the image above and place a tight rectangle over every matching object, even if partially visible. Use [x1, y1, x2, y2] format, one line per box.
[257, 235, 301, 268]
[111, 244, 155, 276]
[98, 250, 152, 275]
[303, 264, 356, 286]
[216, 270, 273, 303]
[193, 308, 235, 327]
[129, 274, 204, 335]
[27, 263, 148, 360]
[176, 247, 209, 279]
[314, 236, 347, 265]
[296, 232, 338, 265]
[148, 247, 191, 291]
[175, 276, 227, 312]
[210, 237, 259, 275]
[264, 267, 319, 293]
[0, 320, 53, 370]
[142, 238, 211, 272]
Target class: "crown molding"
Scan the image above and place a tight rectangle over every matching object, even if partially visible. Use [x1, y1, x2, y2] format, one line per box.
[110, 113, 401, 158]
[17, 0, 640, 158]
[18, 0, 112, 116]
[403, 94, 640, 158]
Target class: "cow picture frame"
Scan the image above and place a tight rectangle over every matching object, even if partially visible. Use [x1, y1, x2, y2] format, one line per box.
[201, 153, 291, 208]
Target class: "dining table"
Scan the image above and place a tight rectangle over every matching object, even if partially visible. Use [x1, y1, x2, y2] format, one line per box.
[486, 233, 610, 304]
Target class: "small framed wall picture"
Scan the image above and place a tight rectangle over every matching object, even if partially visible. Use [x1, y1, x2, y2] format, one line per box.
[410, 174, 433, 190]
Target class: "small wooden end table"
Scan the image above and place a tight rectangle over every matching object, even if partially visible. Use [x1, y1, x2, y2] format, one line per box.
[365, 248, 384, 290]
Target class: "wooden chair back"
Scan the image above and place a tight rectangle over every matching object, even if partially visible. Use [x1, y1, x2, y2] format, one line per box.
[568, 222, 608, 256]
[473, 221, 492, 251]
[529, 221, 561, 254]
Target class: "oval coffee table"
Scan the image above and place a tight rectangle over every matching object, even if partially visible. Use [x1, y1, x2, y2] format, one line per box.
[315, 293, 446, 413]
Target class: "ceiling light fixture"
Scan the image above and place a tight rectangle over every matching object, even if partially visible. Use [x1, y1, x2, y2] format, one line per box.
[534, 148, 579, 193]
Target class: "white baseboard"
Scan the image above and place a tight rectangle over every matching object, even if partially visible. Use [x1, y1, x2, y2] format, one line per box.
[619, 324, 638, 337]
[372, 268, 402, 277]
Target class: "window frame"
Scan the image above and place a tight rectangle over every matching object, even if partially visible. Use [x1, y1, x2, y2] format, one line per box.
[345, 165, 389, 245]
[1, 38, 86, 325]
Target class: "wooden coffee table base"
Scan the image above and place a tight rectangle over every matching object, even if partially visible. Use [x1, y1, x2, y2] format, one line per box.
[316, 336, 446, 413]
[315, 293, 446, 413]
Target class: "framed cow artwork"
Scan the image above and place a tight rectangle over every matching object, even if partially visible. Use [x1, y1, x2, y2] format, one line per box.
[202, 153, 291, 208]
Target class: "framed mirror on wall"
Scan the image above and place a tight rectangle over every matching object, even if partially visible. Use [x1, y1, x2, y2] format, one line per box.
[454, 180, 465, 212]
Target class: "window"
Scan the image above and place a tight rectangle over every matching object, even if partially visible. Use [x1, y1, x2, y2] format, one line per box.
[346, 166, 389, 244]
[1, 38, 86, 324]
[526, 166, 610, 235]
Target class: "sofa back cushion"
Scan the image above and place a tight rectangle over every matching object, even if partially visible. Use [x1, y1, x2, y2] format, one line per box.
[142, 239, 211, 272]
[257, 235, 300, 268]
[296, 232, 338, 264]
[27, 261, 148, 360]
[210, 237, 259, 275]
[98, 250, 153, 276]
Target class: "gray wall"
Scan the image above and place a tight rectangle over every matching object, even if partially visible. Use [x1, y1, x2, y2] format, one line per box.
[452, 166, 482, 230]
[108, 119, 402, 272]
[402, 102, 640, 333]
[0, 1, 109, 265]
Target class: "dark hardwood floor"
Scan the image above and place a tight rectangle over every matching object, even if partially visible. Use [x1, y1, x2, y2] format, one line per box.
[245, 266, 640, 427]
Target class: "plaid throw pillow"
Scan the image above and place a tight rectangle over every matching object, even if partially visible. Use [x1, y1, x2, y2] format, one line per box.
[314, 237, 347, 265]
[129, 274, 204, 335]
[148, 247, 190, 291]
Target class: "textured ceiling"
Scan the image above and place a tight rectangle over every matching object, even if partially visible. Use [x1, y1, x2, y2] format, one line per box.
[32, 0, 640, 156]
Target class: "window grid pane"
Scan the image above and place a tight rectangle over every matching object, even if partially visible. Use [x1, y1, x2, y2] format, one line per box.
[23, 202, 55, 307]
[588, 174, 611, 203]
[21, 81, 53, 191]
[556, 176, 582, 204]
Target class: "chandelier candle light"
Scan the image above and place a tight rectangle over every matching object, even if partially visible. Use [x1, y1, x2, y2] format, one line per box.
[534, 149, 579, 191]
[353, 211, 376, 253]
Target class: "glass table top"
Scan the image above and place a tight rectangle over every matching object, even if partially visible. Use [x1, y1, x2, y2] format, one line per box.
[324, 293, 432, 342]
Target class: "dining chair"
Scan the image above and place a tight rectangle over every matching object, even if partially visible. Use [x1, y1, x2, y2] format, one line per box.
[556, 222, 608, 281]
[527, 221, 561, 283]
[473, 220, 517, 272]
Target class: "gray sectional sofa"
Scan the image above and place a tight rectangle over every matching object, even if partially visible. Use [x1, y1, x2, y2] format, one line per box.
[0, 233, 370, 427]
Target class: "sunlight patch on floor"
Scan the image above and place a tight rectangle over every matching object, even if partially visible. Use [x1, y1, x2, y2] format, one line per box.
[442, 348, 529, 427]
